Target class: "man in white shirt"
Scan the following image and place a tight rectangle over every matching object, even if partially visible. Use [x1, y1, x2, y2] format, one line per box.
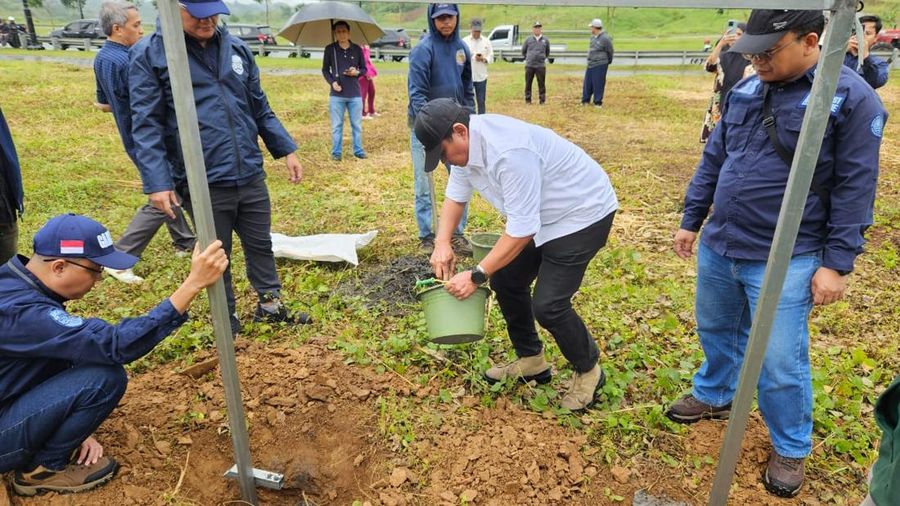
[417, 98, 618, 412]
[462, 18, 493, 114]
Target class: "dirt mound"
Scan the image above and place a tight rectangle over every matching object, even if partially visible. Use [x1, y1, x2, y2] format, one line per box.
[340, 254, 434, 310]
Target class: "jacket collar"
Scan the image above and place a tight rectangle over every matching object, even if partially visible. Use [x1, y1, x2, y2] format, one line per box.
[7, 255, 68, 303]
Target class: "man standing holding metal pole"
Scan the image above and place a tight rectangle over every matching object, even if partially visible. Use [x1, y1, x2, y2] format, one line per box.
[130, 0, 310, 335]
[668, 9, 886, 498]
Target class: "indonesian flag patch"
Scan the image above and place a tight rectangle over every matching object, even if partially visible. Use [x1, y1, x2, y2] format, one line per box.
[60, 240, 85, 255]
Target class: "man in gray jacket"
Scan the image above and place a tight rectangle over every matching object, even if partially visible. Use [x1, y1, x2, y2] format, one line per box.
[582, 18, 613, 107]
[521, 22, 550, 104]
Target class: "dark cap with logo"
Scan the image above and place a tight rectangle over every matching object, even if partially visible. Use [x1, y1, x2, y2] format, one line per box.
[413, 98, 469, 173]
[33, 214, 137, 269]
[729, 9, 824, 54]
[470, 18, 483, 30]
[532, 21, 542, 28]
[431, 3, 459, 18]
[180, 0, 231, 20]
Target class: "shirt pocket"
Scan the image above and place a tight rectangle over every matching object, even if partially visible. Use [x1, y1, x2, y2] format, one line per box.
[722, 102, 751, 153]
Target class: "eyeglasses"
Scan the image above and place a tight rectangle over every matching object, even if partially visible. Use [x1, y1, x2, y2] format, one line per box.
[43, 258, 104, 275]
[742, 37, 801, 63]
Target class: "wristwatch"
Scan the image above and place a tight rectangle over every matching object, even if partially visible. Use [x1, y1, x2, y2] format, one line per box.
[470, 264, 489, 286]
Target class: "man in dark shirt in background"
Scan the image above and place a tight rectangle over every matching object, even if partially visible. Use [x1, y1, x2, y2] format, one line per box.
[843, 14, 889, 90]
[667, 10, 886, 498]
[521, 21, 550, 104]
[93, 1, 195, 285]
[582, 18, 613, 108]
[0, 106, 24, 265]
[321, 20, 366, 161]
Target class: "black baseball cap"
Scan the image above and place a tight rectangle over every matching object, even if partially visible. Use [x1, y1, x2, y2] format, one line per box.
[414, 98, 468, 173]
[729, 9, 825, 54]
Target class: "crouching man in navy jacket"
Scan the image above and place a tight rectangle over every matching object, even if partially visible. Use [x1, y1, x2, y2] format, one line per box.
[0, 214, 227, 496]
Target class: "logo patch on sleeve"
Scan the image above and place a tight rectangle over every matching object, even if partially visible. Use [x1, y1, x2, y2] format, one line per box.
[456, 48, 466, 66]
[871, 114, 884, 138]
[49, 308, 84, 328]
[231, 55, 244, 75]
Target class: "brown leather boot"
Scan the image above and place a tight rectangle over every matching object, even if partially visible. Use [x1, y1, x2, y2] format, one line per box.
[763, 451, 805, 497]
[13, 457, 119, 496]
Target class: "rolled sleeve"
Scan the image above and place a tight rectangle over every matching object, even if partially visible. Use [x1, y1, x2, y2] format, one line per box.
[497, 150, 541, 238]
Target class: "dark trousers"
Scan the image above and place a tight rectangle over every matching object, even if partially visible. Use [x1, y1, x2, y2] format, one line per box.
[490, 212, 615, 373]
[582, 64, 609, 105]
[116, 202, 196, 258]
[0, 220, 17, 264]
[0, 365, 127, 472]
[524, 66, 546, 104]
[178, 177, 281, 315]
[473, 80, 487, 114]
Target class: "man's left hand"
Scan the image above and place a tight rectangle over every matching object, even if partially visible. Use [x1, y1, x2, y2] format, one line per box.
[77, 436, 103, 466]
[446, 270, 478, 300]
[285, 153, 303, 184]
[811, 267, 849, 306]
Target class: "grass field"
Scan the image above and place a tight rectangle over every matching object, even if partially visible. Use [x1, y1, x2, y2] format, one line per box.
[1, 54, 898, 504]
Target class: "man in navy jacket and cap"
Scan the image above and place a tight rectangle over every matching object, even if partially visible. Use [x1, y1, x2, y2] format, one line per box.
[0, 214, 227, 495]
[130, 0, 308, 334]
[668, 9, 886, 497]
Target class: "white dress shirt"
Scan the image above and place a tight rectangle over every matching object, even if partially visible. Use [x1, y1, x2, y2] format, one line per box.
[463, 34, 493, 83]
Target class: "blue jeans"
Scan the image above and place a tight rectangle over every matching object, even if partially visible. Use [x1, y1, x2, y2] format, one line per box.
[329, 96, 364, 158]
[410, 129, 467, 239]
[473, 80, 487, 114]
[0, 365, 127, 472]
[582, 64, 609, 105]
[692, 242, 820, 458]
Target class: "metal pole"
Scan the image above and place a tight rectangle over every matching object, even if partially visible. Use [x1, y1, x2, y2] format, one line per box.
[21, 0, 39, 48]
[156, 0, 258, 503]
[707, 1, 857, 503]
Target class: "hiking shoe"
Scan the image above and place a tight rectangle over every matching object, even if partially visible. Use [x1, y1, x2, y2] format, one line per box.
[354, 152, 367, 159]
[419, 235, 435, 254]
[665, 394, 731, 424]
[331, 154, 342, 161]
[763, 452, 805, 498]
[560, 364, 606, 412]
[103, 267, 143, 284]
[253, 294, 312, 325]
[14, 457, 119, 496]
[484, 354, 552, 385]
[451, 235, 473, 257]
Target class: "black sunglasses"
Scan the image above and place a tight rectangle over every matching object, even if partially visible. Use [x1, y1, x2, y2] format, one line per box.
[43, 258, 104, 275]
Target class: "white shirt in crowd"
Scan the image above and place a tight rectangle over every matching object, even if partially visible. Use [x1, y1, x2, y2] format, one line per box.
[446, 114, 618, 246]
[462, 33, 493, 83]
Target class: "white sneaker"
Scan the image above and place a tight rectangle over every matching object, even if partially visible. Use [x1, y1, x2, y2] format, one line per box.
[104, 267, 144, 284]
[174, 249, 191, 258]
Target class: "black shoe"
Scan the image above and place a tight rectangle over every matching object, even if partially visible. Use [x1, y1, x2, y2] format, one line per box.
[354, 153, 367, 159]
[419, 235, 435, 254]
[331, 154, 342, 161]
[230, 313, 241, 335]
[253, 294, 312, 325]
[450, 235, 473, 257]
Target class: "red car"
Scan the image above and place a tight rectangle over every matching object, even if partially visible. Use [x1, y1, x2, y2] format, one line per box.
[874, 28, 900, 50]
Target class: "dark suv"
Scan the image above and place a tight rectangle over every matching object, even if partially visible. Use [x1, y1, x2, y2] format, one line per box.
[370, 28, 410, 61]
[50, 19, 105, 50]
[228, 24, 277, 55]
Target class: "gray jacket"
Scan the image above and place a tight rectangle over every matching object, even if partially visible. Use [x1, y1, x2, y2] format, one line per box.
[521, 35, 550, 68]
[587, 32, 613, 67]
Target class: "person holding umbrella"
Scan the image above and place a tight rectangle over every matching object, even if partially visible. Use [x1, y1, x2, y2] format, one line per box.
[322, 20, 366, 161]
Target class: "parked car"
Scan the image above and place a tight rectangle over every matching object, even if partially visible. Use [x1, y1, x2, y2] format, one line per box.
[227, 23, 277, 56]
[487, 24, 565, 64]
[370, 28, 410, 61]
[49, 19, 105, 50]
[874, 28, 900, 50]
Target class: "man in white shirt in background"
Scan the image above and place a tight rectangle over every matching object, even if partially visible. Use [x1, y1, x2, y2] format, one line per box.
[419, 98, 618, 412]
[463, 18, 493, 114]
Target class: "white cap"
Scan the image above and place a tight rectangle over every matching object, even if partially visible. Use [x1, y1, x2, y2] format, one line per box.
[8, 16, 15, 21]
[589, 18, 603, 28]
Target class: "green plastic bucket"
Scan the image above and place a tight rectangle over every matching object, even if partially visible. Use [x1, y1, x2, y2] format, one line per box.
[470, 233, 501, 263]
[416, 285, 491, 344]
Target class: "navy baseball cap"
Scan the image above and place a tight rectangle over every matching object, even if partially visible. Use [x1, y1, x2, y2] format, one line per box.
[180, 0, 230, 20]
[414, 98, 469, 173]
[729, 9, 824, 55]
[431, 3, 458, 18]
[34, 214, 137, 270]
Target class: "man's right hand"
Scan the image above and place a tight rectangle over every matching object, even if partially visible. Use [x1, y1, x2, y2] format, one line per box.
[430, 240, 456, 281]
[149, 190, 180, 220]
[673, 229, 698, 259]
[332, 81, 342, 93]
[186, 240, 228, 292]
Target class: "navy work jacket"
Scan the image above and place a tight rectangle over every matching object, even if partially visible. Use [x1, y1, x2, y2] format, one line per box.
[129, 27, 297, 194]
[0, 256, 188, 407]
[681, 65, 887, 273]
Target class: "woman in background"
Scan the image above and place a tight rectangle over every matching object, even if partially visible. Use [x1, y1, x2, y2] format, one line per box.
[359, 44, 379, 119]
[700, 22, 751, 143]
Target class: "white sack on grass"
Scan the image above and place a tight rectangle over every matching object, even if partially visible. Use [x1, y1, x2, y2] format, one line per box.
[270, 231, 378, 266]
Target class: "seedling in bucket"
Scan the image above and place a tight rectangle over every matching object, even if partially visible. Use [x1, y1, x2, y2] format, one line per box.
[416, 278, 490, 345]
